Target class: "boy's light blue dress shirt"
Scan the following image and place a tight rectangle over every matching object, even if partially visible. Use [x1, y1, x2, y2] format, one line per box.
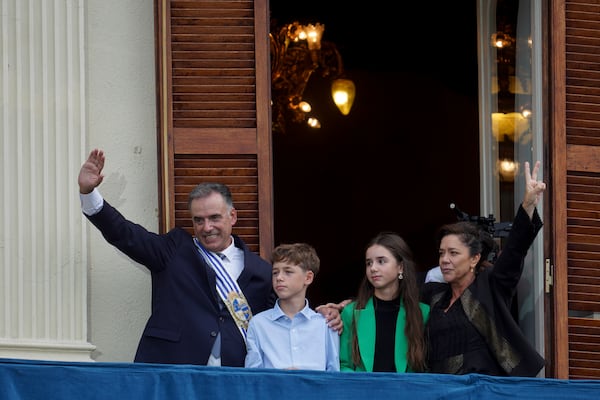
[244, 299, 340, 371]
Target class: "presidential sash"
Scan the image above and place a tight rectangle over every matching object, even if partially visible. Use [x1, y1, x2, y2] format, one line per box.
[193, 238, 252, 341]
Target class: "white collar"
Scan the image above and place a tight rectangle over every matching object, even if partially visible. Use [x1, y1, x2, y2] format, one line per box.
[217, 236, 237, 261]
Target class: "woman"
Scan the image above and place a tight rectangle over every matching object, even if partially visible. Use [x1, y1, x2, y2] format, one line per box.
[421, 160, 546, 377]
[339, 232, 429, 372]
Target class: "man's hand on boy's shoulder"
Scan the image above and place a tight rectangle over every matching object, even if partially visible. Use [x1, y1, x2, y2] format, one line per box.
[316, 299, 352, 334]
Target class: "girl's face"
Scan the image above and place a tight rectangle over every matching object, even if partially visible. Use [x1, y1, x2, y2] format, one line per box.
[438, 234, 480, 285]
[365, 244, 403, 298]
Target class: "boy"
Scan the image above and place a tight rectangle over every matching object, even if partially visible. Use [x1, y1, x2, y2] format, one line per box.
[244, 243, 340, 371]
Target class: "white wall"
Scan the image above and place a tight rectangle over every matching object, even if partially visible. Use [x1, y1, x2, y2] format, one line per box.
[86, 0, 157, 362]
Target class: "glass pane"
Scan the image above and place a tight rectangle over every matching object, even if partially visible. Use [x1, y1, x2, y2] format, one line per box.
[478, 0, 544, 372]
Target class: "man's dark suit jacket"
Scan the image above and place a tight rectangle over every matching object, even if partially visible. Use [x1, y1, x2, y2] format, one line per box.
[87, 200, 276, 366]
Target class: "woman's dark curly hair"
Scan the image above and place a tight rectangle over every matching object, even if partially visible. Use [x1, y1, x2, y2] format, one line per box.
[436, 222, 500, 273]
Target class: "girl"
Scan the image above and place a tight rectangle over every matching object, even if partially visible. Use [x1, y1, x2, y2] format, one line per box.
[339, 232, 429, 372]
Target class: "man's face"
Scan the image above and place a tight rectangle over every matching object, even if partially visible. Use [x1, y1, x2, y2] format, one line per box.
[190, 192, 236, 252]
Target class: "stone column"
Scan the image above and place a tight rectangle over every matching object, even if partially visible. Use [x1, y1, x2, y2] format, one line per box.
[0, 0, 95, 361]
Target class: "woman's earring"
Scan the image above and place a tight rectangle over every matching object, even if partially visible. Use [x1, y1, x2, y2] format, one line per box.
[398, 271, 404, 280]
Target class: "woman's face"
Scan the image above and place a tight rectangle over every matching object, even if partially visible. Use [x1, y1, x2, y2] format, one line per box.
[438, 234, 480, 285]
[365, 244, 402, 298]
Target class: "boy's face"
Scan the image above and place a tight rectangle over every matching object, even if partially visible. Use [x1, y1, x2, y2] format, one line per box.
[272, 261, 314, 300]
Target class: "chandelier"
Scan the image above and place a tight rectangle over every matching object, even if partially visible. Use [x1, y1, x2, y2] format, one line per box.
[270, 21, 356, 133]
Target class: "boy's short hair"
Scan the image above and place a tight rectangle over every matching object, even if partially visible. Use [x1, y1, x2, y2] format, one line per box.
[271, 243, 320, 275]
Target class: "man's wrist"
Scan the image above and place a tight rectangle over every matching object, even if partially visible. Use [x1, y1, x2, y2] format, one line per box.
[80, 188, 104, 215]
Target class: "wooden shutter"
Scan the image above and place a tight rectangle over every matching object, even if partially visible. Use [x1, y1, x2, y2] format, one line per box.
[155, 0, 273, 256]
[551, 0, 600, 380]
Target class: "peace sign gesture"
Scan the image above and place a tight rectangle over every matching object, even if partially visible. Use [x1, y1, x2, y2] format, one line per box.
[522, 161, 546, 218]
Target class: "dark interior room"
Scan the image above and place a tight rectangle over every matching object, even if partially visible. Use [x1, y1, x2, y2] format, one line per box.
[269, 1, 481, 305]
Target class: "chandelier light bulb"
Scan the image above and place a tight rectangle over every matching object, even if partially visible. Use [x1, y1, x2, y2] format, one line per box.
[305, 23, 324, 50]
[307, 117, 321, 129]
[331, 79, 356, 115]
[333, 91, 348, 105]
[299, 101, 311, 113]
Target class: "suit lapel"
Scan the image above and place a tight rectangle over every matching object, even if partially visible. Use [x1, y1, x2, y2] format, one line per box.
[190, 240, 221, 310]
[355, 298, 376, 372]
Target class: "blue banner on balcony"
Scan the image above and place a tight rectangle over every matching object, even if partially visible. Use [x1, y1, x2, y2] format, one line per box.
[1, 358, 599, 399]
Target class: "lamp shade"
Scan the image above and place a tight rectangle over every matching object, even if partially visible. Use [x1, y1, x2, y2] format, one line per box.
[331, 79, 356, 115]
[304, 23, 325, 50]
